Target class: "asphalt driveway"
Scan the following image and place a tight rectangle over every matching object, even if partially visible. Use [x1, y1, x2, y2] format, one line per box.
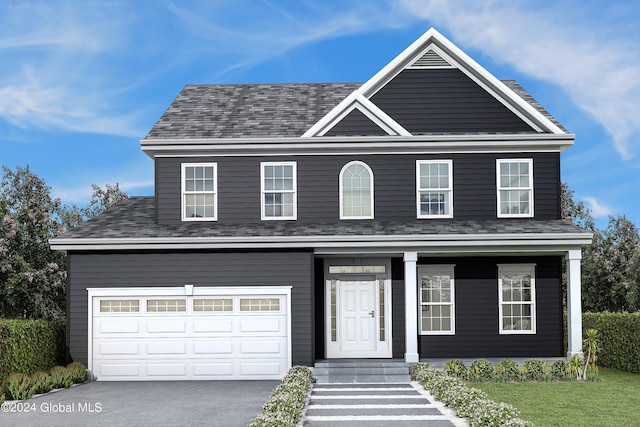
[0, 380, 280, 427]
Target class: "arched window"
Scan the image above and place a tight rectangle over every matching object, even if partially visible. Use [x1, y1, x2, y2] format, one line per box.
[340, 161, 374, 219]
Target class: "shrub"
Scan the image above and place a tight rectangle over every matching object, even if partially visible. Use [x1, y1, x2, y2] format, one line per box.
[66, 362, 89, 384]
[0, 318, 66, 384]
[583, 312, 640, 373]
[3, 373, 36, 400]
[31, 371, 53, 394]
[248, 366, 313, 427]
[1, 393, 4, 405]
[411, 363, 534, 427]
[49, 366, 73, 389]
[445, 359, 468, 379]
[551, 359, 572, 381]
[469, 359, 496, 382]
[495, 359, 520, 382]
[523, 359, 549, 382]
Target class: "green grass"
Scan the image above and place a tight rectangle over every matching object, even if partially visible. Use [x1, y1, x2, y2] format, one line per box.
[473, 368, 640, 427]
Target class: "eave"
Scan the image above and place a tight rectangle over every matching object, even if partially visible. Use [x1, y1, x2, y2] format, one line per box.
[142, 133, 575, 158]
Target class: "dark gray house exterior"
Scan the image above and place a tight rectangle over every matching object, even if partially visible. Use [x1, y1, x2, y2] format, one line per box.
[51, 29, 592, 381]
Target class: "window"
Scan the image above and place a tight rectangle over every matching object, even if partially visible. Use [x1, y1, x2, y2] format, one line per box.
[240, 298, 280, 312]
[498, 264, 536, 334]
[193, 298, 233, 312]
[182, 163, 217, 221]
[340, 161, 373, 219]
[261, 162, 297, 220]
[497, 159, 533, 217]
[417, 160, 453, 218]
[100, 300, 139, 313]
[147, 299, 187, 313]
[419, 265, 455, 334]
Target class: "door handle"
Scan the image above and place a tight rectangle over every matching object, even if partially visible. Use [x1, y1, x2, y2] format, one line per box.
[368, 310, 375, 318]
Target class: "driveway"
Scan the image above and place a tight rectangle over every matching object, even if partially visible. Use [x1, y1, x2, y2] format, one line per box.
[0, 380, 279, 427]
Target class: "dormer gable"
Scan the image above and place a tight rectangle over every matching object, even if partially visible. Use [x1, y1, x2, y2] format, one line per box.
[303, 28, 565, 137]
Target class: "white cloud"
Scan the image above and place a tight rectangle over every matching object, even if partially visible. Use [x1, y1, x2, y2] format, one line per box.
[399, 0, 640, 159]
[582, 196, 613, 218]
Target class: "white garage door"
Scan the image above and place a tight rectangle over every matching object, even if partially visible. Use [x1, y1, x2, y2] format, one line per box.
[88, 287, 291, 381]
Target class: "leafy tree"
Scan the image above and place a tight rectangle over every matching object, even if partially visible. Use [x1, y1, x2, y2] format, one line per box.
[0, 166, 67, 320]
[58, 183, 128, 234]
[560, 182, 595, 233]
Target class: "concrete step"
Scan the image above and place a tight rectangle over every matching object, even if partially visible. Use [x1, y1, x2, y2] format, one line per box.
[313, 359, 411, 383]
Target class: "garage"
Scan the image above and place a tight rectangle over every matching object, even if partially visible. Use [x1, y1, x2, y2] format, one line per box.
[87, 286, 291, 381]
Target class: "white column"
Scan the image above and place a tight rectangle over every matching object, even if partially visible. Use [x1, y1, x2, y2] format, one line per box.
[404, 251, 419, 363]
[566, 249, 583, 357]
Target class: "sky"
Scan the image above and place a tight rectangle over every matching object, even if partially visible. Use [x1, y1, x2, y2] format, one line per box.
[1, 0, 639, 229]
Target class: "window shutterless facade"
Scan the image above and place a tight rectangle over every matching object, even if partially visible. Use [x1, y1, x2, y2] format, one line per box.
[417, 160, 453, 218]
[498, 264, 536, 334]
[419, 265, 455, 335]
[182, 163, 217, 221]
[261, 162, 297, 220]
[340, 161, 374, 219]
[497, 159, 533, 217]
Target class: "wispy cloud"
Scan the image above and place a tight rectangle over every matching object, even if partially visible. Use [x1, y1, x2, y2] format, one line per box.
[581, 196, 613, 218]
[400, 0, 640, 159]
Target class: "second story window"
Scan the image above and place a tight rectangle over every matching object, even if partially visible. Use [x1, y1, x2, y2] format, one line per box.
[417, 160, 453, 218]
[497, 159, 534, 218]
[340, 161, 374, 219]
[182, 163, 217, 221]
[261, 162, 297, 220]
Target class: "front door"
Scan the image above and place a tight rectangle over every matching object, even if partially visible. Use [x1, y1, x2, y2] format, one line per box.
[325, 277, 392, 358]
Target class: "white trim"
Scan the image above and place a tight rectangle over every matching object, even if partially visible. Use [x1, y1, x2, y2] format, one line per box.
[404, 252, 419, 363]
[141, 134, 574, 158]
[418, 264, 456, 335]
[498, 264, 536, 335]
[181, 163, 218, 221]
[260, 161, 297, 220]
[416, 160, 453, 219]
[496, 158, 534, 218]
[339, 161, 375, 220]
[566, 249, 583, 357]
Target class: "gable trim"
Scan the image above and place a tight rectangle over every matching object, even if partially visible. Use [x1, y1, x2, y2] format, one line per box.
[302, 92, 411, 137]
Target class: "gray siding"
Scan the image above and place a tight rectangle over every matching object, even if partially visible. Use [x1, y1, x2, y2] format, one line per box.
[391, 258, 406, 359]
[418, 256, 563, 358]
[370, 69, 536, 134]
[156, 153, 560, 224]
[325, 109, 389, 136]
[67, 251, 315, 367]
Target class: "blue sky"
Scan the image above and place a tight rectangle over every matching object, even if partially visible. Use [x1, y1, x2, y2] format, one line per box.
[1, 0, 639, 228]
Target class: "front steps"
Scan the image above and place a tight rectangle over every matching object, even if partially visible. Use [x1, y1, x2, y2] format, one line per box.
[313, 359, 411, 383]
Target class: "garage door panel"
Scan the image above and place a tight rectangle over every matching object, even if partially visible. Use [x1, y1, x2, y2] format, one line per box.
[92, 291, 289, 381]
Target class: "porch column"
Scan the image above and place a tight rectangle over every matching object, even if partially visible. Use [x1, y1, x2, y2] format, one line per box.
[404, 251, 419, 363]
[566, 249, 583, 357]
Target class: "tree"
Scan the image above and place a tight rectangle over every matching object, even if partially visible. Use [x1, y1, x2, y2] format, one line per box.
[57, 183, 128, 234]
[560, 182, 596, 233]
[0, 166, 67, 320]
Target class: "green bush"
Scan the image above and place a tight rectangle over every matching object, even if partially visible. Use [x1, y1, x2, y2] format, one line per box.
[66, 362, 88, 384]
[524, 359, 550, 382]
[248, 366, 313, 427]
[1, 393, 4, 405]
[445, 359, 468, 379]
[495, 359, 520, 382]
[551, 359, 572, 381]
[583, 312, 640, 373]
[31, 371, 53, 394]
[0, 318, 66, 384]
[3, 373, 36, 400]
[469, 359, 496, 382]
[49, 366, 73, 389]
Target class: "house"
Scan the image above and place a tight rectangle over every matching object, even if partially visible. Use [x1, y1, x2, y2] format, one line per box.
[50, 28, 592, 381]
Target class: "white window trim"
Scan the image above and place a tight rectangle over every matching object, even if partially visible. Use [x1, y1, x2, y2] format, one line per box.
[339, 161, 374, 220]
[260, 161, 297, 220]
[498, 264, 536, 335]
[416, 160, 453, 219]
[181, 162, 218, 221]
[418, 264, 455, 335]
[496, 158, 534, 218]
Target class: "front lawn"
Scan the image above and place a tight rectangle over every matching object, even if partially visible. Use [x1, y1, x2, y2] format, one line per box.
[473, 368, 640, 427]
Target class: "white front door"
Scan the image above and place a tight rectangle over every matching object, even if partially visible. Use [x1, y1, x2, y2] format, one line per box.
[326, 278, 392, 358]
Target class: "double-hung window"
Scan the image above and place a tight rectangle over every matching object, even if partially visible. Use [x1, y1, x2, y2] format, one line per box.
[340, 161, 374, 219]
[261, 162, 297, 220]
[182, 163, 217, 221]
[419, 265, 455, 335]
[497, 159, 533, 217]
[417, 160, 453, 218]
[498, 264, 536, 334]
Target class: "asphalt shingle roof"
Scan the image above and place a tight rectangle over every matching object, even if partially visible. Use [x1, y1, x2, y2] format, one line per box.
[58, 197, 586, 240]
[144, 81, 567, 140]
